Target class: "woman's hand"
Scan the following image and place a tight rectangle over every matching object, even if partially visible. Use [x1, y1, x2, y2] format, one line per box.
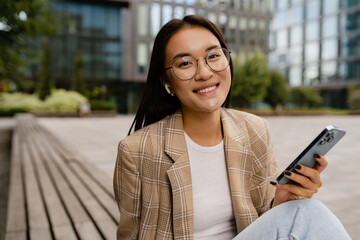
[271, 154, 328, 208]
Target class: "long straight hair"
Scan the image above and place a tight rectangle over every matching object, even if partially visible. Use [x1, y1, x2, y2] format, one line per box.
[128, 15, 233, 135]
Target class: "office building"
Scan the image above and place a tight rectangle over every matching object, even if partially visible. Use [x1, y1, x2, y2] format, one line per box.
[269, 0, 360, 108]
[28, 0, 272, 113]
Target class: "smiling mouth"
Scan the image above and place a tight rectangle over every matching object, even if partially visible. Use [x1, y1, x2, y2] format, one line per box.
[194, 83, 219, 94]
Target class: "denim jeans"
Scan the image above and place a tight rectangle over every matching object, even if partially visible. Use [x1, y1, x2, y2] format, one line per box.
[233, 199, 351, 240]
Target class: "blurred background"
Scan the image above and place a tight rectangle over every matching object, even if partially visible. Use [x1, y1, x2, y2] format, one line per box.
[1, 0, 360, 115]
[1, 1, 360, 239]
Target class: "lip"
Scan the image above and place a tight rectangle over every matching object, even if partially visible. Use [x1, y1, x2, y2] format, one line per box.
[193, 82, 219, 95]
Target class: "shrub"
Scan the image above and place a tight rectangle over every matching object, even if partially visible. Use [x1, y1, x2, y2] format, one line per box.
[290, 87, 323, 108]
[349, 90, 360, 110]
[0, 92, 44, 115]
[0, 89, 88, 115]
[89, 100, 117, 111]
[42, 89, 88, 113]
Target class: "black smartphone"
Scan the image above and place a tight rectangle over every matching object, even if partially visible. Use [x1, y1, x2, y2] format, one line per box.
[276, 125, 346, 184]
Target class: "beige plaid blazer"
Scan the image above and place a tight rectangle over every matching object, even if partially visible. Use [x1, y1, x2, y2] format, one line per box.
[114, 108, 278, 240]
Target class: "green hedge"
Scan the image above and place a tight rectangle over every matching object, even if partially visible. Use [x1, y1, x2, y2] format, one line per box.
[89, 100, 117, 111]
[0, 90, 88, 116]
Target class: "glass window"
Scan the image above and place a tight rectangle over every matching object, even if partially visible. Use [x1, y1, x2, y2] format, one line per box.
[273, 11, 287, 29]
[304, 64, 319, 85]
[162, 5, 173, 26]
[306, 0, 320, 20]
[137, 3, 148, 36]
[322, 39, 338, 60]
[291, 0, 303, 6]
[289, 66, 302, 86]
[346, 60, 360, 80]
[229, 15, 237, 43]
[151, 3, 161, 36]
[306, 21, 319, 41]
[186, 0, 196, 5]
[290, 25, 303, 45]
[249, 19, 257, 46]
[239, 18, 247, 46]
[277, 29, 288, 48]
[137, 43, 147, 74]
[186, 8, 196, 15]
[174, 6, 184, 19]
[291, 5, 303, 24]
[93, 7, 105, 37]
[175, 0, 185, 3]
[323, 0, 338, 16]
[208, 12, 217, 24]
[321, 61, 337, 83]
[343, 0, 360, 8]
[95, 40, 105, 79]
[104, 41, 121, 79]
[305, 42, 319, 63]
[345, 11, 360, 32]
[290, 45, 302, 64]
[342, 35, 360, 57]
[322, 16, 338, 38]
[278, 0, 289, 10]
[106, 8, 120, 38]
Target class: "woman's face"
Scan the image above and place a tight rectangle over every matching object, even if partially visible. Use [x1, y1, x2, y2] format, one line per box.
[164, 26, 231, 115]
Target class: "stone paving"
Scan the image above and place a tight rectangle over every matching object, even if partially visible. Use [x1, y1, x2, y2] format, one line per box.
[5, 114, 360, 239]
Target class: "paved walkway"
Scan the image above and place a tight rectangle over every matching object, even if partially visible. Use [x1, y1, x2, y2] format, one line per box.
[35, 115, 360, 239]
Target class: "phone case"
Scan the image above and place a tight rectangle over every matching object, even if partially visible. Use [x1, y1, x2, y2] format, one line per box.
[276, 125, 346, 184]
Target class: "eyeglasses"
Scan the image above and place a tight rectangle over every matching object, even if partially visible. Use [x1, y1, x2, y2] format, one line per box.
[164, 48, 231, 80]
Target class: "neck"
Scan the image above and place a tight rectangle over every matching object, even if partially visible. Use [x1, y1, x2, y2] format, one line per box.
[182, 109, 223, 147]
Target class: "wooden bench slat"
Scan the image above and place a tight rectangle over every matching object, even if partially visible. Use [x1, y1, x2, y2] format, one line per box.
[32, 125, 105, 240]
[21, 139, 50, 231]
[38, 123, 115, 197]
[70, 162, 119, 221]
[52, 225, 78, 240]
[5, 131, 26, 234]
[7, 115, 119, 240]
[5, 231, 26, 240]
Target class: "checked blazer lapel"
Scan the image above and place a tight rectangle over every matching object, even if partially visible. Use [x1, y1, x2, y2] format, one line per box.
[220, 109, 259, 232]
[165, 111, 194, 240]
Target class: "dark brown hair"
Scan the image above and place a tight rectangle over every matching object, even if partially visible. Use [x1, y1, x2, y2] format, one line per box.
[128, 15, 233, 135]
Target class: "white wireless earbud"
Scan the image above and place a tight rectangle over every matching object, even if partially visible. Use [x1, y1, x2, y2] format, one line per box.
[164, 83, 174, 96]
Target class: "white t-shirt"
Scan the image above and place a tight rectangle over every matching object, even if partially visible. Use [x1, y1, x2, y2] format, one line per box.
[184, 132, 237, 240]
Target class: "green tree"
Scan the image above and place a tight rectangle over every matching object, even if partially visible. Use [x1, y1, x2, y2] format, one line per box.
[348, 82, 360, 110]
[0, 0, 55, 87]
[264, 70, 289, 109]
[231, 49, 271, 108]
[72, 50, 85, 94]
[290, 87, 323, 108]
[38, 38, 51, 100]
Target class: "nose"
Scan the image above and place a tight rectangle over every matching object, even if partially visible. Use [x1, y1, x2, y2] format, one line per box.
[195, 58, 212, 81]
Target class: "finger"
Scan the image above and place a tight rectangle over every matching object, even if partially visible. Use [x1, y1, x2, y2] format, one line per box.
[313, 154, 328, 173]
[283, 169, 321, 188]
[274, 183, 317, 198]
[292, 164, 322, 186]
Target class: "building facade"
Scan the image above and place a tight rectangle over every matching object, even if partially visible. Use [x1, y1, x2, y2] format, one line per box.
[28, 0, 272, 113]
[269, 0, 360, 108]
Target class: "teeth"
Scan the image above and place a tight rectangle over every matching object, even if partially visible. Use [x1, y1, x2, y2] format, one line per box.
[197, 85, 217, 93]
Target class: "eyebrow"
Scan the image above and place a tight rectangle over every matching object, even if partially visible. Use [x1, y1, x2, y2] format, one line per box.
[171, 45, 221, 61]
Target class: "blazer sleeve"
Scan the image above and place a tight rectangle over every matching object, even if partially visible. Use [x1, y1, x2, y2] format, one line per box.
[250, 119, 279, 216]
[113, 140, 142, 240]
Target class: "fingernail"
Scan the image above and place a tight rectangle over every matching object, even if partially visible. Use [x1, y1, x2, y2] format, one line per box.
[270, 181, 277, 185]
[285, 171, 292, 176]
[295, 164, 301, 170]
[314, 154, 320, 159]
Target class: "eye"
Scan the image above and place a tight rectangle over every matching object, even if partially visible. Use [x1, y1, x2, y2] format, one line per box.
[174, 56, 194, 68]
[208, 53, 221, 59]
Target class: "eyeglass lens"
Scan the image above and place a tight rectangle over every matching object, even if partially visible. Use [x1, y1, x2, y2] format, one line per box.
[172, 48, 230, 80]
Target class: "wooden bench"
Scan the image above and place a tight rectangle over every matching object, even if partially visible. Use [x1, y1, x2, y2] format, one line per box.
[5, 114, 119, 240]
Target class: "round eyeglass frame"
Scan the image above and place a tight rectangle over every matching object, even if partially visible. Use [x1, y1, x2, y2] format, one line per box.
[163, 48, 231, 80]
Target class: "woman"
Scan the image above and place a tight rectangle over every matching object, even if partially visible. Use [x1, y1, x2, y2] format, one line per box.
[113, 15, 350, 240]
